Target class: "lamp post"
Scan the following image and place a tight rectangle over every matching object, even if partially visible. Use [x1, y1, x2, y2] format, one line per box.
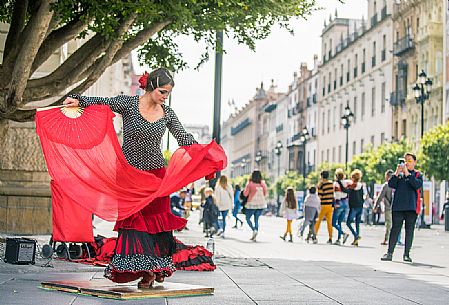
[274, 141, 283, 178]
[412, 70, 433, 139]
[412, 70, 432, 229]
[255, 150, 262, 169]
[341, 102, 354, 171]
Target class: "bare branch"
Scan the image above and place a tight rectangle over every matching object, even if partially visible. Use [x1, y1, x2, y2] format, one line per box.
[3, 0, 54, 114]
[1, 109, 36, 122]
[31, 17, 89, 74]
[3, 0, 28, 60]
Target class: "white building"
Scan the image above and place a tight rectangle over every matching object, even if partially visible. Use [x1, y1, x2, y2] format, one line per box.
[318, 1, 394, 165]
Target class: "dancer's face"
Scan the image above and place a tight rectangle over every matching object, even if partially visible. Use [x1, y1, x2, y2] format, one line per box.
[151, 84, 172, 105]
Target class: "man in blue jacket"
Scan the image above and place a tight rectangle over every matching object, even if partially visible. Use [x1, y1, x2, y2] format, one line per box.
[381, 152, 423, 263]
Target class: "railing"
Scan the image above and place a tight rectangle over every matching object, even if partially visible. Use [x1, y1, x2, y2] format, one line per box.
[371, 13, 378, 28]
[381, 6, 387, 20]
[393, 35, 414, 56]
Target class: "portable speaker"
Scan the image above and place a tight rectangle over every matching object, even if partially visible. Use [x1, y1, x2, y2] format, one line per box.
[4, 237, 37, 265]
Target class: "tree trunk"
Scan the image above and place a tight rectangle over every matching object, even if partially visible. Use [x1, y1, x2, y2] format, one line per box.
[0, 118, 10, 151]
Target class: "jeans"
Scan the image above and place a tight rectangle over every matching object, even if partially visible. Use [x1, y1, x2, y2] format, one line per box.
[219, 210, 229, 232]
[245, 208, 263, 231]
[347, 207, 363, 239]
[332, 199, 348, 240]
[388, 210, 417, 256]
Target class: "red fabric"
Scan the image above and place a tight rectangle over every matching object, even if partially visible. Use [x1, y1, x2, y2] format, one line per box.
[35, 105, 227, 230]
[51, 180, 94, 242]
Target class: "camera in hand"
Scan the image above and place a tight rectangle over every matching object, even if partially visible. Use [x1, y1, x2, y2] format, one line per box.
[398, 158, 405, 177]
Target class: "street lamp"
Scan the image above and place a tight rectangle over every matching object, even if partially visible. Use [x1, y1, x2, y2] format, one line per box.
[299, 127, 310, 191]
[255, 150, 262, 167]
[341, 102, 354, 170]
[412, 70, 432, 229]
[273, 141, 283, 178]
[412, 70, 433, 138]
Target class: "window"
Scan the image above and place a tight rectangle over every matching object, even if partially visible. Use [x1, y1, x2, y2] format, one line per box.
[340, 64, 344, 86]
[347, 59, 351, 82]
[382, 34, 386, 61]
[339, 103, 343, 129]
[353, 97, 357, 123]
[362, 49, 366, 73]
[327, 109, 331, 133]
[361, 92, 366, 120]
[381, 132, 385, 144]
[360, 139, 364, 153]
[371, 86, 376, 116]
[321, 151, 324, 163]
[338, 145, 342, 163]
[381, 82, 386, 113]
[333, 106, 336, 131]
[322, 112, 325, 135]
[326, 149, 330, 162]
[334, 68, 338, 89]
[372, 41, 376, 67]
[352, 141, 357, 157]
[332, 147, 336, 163]
[402, 119, 407, 138]
[371, 135, 375, 146]
[354, 54, 358, 78]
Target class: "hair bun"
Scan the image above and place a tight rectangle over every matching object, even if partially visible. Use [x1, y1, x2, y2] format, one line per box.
[138, 71, 149, 90]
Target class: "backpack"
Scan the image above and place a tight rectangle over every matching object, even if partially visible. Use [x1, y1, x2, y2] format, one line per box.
[239, 190, 248, 206]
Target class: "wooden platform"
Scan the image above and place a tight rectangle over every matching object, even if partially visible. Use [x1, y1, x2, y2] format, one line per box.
[41, 279, 214, 300]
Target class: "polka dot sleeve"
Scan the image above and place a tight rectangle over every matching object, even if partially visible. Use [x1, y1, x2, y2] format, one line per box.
[68, 94, 130, 115]
[165, 105, 198, 146]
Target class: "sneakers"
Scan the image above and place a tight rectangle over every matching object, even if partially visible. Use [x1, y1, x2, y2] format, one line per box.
[312, 238, 318, 244]
[326, 239, 333, 244]
[380, 241, 388, 245]
[351, 239, 359, 246]
[333, 240, 341, 246]
[403, 255, 412, 262]
[250, 230, 258, 241]
[342, 233, 350, 244]
[381, 253, 393, 261]
[280, 234, 286, 241]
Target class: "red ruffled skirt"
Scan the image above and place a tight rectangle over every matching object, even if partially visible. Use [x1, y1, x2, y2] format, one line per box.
[104, 167, 186, 283]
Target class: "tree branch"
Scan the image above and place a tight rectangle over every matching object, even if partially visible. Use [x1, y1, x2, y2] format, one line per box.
[2, 0, 54, 115]
[3, 0, 28, 61]
[1, 109, 36, 122]
[70, 13, 137, 94]
[31, 17, 89, 74]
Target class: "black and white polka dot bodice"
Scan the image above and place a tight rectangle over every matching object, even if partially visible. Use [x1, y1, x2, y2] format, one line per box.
[70, 94, 197, 170]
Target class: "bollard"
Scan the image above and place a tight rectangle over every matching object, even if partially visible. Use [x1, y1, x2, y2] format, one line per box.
[445, 206, 449, 232]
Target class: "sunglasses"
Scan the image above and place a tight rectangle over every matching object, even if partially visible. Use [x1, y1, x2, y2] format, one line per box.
[158, 89, 171, 96]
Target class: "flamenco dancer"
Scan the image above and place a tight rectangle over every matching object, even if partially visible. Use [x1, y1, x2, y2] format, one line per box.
[63, 68, 202, 288]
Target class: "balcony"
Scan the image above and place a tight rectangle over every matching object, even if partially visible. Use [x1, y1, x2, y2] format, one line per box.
[393, 35, 414, 56]
[381, 6, 387, 20]
[371, 56, 376, 68]
[231, 118, 251, 135]
[371, 13, 378, 28]
[264, 102, 277, 113]
[389, 91, 405, 107]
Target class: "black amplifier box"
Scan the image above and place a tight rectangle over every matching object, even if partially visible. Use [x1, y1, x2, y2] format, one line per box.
[4, 237, 37, 265]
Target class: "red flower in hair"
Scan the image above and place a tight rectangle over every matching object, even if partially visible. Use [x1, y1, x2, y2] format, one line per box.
[138, 71, 149, 90]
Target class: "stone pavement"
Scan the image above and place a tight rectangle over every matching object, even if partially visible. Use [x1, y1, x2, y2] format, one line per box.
[1, 211, 449, 305]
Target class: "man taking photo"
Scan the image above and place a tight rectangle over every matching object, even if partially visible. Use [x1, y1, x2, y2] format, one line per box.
[381, 153, 423, 263]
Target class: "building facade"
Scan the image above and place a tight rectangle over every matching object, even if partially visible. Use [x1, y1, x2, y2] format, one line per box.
[318, 1, 394, 165]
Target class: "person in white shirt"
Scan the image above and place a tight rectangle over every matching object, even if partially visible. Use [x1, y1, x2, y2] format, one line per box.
[279, 187, 299, 242]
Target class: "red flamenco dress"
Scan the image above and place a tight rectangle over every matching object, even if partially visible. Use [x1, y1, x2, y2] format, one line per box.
[35, 103, 226, 283]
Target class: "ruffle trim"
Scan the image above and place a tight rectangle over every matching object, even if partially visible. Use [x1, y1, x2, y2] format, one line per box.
[115, 212, 187, 234]
[106, 254, 176, 273]
[174, 256, 216, 271]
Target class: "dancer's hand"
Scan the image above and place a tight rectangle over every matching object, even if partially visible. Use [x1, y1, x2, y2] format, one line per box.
[63, 97, 80, 107]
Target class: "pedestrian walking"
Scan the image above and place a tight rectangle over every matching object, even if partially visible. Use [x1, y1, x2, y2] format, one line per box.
[184, 183, 195, 219]
[203, 187, 219, 237]
[338, 169, 364, 246]
[381, 153, 423, 263]
[332, 168, 350, 245]
[300, 186, 320, 243]
[279, 187, 299, 242]
[214, 175, 234, 238]
[315, 171, 334, 244]
[375, 170, 394, 245]
[243, 170, 268, 242]
[232, 185, 244, 228]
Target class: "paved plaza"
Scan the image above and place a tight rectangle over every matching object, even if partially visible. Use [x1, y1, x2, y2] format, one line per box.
[1, 211, 449, 305]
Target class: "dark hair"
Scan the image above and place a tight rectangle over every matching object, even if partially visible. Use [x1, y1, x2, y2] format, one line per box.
[141, 68, 174, 92]
[404, 152, 417, 161]
[285, 188, 297, 209]
[309, 186, 316, 194]
[321, 171, 329, 179]
[251, 170, 262, 184]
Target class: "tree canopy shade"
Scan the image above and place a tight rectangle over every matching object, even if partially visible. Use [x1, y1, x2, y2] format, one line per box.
[420, 122, 449, 182]
[0, 0, 318, 128]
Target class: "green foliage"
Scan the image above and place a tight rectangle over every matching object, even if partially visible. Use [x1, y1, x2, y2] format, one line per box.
[306, 162, 345, 186]
[0, 0, 318, 71]
[163, 149, 172, 166]
[420, 122, 449, 181]
[274, 171, 305, 197]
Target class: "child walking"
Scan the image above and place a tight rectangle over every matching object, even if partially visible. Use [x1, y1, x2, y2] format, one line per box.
[202, 187, 219, 237]
[280, 187, 299, 242]
[300, 186, 321, 243]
